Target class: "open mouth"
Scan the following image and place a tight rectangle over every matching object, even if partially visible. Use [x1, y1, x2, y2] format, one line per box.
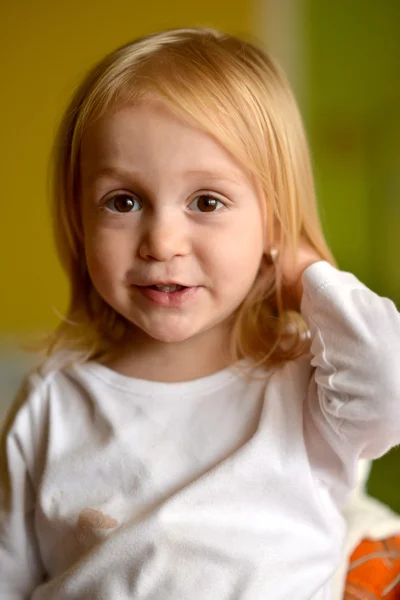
[149, 284, 186, 293]
[135, 283, 199, 306]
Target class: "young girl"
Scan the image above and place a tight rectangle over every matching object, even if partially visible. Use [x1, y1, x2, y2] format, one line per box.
[1, 27, 400, 600]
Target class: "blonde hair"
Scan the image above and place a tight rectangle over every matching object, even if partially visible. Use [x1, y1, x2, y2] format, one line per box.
[44, 27, 335, 368]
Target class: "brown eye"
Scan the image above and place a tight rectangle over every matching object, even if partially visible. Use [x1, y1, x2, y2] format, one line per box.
[189, 195, 224, 212]
[107, 194, 141, 213]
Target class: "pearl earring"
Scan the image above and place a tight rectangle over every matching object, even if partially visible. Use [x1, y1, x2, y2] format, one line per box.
[266, 247, 279, 264]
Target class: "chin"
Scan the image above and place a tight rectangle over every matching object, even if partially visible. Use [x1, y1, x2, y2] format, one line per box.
[134, 319, 200, 344]
[147, 328, 198, 344]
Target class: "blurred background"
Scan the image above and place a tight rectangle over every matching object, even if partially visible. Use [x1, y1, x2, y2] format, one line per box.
[1, 0, 399, 509]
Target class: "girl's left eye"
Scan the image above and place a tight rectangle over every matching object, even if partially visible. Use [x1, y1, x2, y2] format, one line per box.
[106, 194, 141, 213]
[188, 195, 224, 213]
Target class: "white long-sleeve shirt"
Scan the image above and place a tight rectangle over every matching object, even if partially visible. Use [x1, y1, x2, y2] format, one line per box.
[1, 261, 400, 600]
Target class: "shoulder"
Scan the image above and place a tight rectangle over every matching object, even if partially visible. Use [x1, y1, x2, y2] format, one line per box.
[1, 352, 92, 440]
[0, 355, 99, 485]
[1, 368, 50, 440]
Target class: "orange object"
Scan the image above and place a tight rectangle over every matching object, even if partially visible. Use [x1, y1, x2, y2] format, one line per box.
[344, 537, 400, 599]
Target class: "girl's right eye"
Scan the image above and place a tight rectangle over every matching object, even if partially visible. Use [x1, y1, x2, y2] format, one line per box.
[105, 194, 141, 213]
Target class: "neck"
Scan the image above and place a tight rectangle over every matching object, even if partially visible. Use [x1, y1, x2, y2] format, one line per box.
[103, 325, 233, 382]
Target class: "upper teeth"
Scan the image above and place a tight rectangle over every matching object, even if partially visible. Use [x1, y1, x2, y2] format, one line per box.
[154, 285, 184, 292]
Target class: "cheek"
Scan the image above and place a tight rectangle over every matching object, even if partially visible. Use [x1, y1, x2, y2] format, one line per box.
[84, 228, 131, 288]
[203, 222, 264, 290]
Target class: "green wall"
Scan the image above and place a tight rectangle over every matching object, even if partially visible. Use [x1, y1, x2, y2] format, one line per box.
[305, 0, 400, 302]
[305, 0, 400, 513]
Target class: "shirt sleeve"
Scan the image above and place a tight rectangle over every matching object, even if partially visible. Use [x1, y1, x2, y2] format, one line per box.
[301, 261, 400, 466]
[0, 375, 46, 598]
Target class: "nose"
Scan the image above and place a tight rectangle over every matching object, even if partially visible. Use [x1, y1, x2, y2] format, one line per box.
[138, 210, 191, 262]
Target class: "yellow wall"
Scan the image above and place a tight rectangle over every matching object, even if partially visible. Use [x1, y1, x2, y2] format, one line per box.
[1, 0, 253, 334]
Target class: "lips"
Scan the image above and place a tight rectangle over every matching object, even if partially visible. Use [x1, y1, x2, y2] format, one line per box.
[134, 283, 200, 307]
[149, 284, 186, 293]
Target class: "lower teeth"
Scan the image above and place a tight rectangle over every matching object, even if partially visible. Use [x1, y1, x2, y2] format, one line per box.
[152, 285, 184, 293]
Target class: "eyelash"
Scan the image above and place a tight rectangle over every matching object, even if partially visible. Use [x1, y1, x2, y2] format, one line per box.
[103, 192, 227, 214]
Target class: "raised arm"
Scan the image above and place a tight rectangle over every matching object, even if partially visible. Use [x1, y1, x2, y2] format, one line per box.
[301, 261, 400, 461]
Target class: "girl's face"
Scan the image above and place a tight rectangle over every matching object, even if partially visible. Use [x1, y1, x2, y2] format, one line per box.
[80, 100, 265, 348]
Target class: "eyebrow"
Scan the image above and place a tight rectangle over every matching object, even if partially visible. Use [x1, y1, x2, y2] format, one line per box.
[84, 166, 246, 187]
[185, 169, 245, 186]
